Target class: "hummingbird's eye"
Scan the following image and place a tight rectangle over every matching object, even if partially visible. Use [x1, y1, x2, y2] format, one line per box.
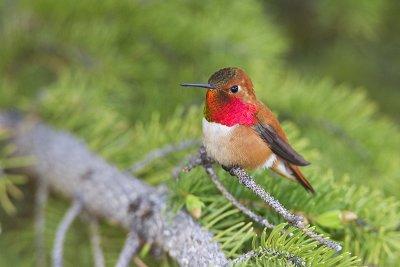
[230, 85, 239, 93]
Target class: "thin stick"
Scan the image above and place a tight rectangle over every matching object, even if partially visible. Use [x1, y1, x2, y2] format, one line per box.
[133, 257, 149, 267]
[228, 167, 303, 226]
[127, 139, 200, 174]
[34, 178, 49, 267]
[52, 201, 83, 267]
[88, 217, 105, 267]
[300, 227, 342, 252]
[116, 231, 140, 267]
[203, 164, 274, 229]
[229, 166, 342, 252]
[184, 146, 342, 252]
[172, 152, 202, 179]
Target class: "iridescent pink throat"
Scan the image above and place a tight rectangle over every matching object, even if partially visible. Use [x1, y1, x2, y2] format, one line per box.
[205, 97, 257, 126]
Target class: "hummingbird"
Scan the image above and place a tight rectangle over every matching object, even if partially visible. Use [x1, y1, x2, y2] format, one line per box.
[181, 67, 314, 193]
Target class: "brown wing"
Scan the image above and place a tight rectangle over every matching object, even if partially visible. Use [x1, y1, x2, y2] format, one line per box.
[254, 103, 314, 193]
[254, 104, 310, 166]
[254, 123, 309, 166]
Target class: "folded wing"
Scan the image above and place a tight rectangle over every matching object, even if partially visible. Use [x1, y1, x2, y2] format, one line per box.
[254, 122, 310, 166]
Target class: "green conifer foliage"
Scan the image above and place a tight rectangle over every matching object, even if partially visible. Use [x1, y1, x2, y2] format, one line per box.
[0, 130, 29, 215]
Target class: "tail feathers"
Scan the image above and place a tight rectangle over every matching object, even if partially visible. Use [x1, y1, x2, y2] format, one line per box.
[289, 164, 315, 194]
[271, 160, 315, 194]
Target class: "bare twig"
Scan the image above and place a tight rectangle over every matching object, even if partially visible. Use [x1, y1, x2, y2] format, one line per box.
[34, 178, 49, 267]
[228, 167, 303, 226]
[116, 231, 140, 267]
[88, 217, 105, 267]
[133, 257, 149, 267]
[231, 248, 305, 267]
[181, 146, 342, 252]
[127, 139, 200, 174]
[203, 164, 274, 229]
[300, 227, 342, 252]
[52, 200, 83, 267]
[228, 166, 342, 252]
[172, 152, 202, 178]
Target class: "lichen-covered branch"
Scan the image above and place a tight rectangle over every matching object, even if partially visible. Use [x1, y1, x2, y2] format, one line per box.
[228, 166, 342, 252]
[203, 163, 274, 229]
[172, 153, 202, 179]
[88, 217, 105, 267]
[116, 231, 140, 267]
[34, 178, 49, 267]
[0, 113, 228, 267]
[127, 139, 200, 174]
[53, 200, 83, 267]
[184, 146, 342, 252]
[228, 166, 303, 225]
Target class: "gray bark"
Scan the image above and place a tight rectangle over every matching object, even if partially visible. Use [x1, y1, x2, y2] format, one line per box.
[0, 113, 228, 267]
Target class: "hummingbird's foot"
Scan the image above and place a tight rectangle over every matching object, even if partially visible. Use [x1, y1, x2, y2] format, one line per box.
[221, 165, 238, 176]
[221, 165, 231, 172]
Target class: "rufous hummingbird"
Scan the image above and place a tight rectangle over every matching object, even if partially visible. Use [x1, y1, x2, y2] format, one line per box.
[181, 67, 314, 193]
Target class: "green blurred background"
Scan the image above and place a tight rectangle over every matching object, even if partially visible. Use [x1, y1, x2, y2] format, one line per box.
[0, 0, 399, 266]
[1, 0, 399, 121]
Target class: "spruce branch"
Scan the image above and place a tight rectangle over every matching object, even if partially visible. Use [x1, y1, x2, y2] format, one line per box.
[0, 113, 227, 267]
[228, 166, 342, 252]
[127, 139, 200, 174]
[34, 178, 49, 267]
[227, 166, 303, 225]
[203, 163, 274, 229]
[116, 231, 140, 267]
[172, 152, 202, 178]
[182, 146, 342, 252]
[53, 200, 83, 267]
[133, 257, 149, 267]
[88, 217, 105, 267]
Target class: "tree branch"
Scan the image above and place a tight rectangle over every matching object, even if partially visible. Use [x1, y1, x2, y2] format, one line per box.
[183, 146, 342, 252]
[228, 166, 341, 252]
[172, 152, 202, 179]
[88, 217, 105, 267]
[203, 164, 274, 229]
[116, 231, 140, 267]
[52, 200, 83, 267]
[0, 113, 228, 267]
[135, 145, 274, 229]
[228, 166, 304, 225]
[34, 178, 49, 267]
[127, 139, 200, 174]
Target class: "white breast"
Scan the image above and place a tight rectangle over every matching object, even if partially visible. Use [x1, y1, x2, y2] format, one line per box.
[202, 118, 237, 166]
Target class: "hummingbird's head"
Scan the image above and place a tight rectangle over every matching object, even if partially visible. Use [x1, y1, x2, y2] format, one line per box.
[181, 67, 258, 126]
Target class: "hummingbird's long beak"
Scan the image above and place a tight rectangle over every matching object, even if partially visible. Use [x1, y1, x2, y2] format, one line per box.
[180, 83, 215, 89]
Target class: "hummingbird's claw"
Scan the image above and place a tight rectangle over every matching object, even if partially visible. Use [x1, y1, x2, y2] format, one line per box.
[221, 165, 239, 176]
